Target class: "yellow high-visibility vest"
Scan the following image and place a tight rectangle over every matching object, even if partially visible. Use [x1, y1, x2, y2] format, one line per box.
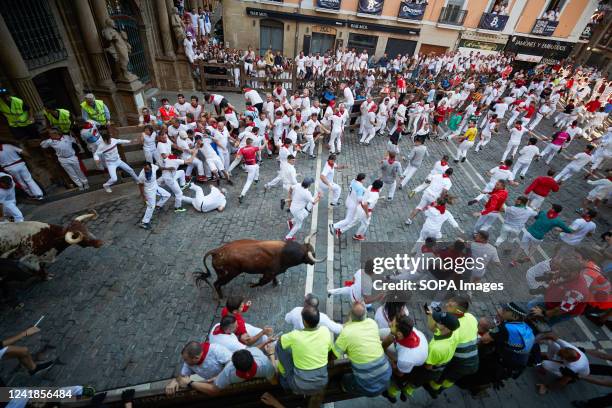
[0, 97, 33, 128]
[44, 108, 72, 133]
[80, 99, 108, 125]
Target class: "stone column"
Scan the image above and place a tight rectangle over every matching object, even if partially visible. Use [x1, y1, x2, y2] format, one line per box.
[0, 14, 43, 112]
[73, 0, 113, 87]
[91, 0, 111, 30]
[157, 0, 176, 57]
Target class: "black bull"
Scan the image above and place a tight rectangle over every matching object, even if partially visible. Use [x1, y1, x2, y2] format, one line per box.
[194, 233, 325, 298]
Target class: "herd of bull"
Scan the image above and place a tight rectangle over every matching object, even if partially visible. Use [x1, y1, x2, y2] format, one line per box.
[0, 212, 326, 306]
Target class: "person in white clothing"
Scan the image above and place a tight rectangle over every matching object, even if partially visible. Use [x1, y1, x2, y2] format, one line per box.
[417, 196, 463, 242]
[409, 155, 450, 198]
[0, 172, 23, 222]
[286, 177, 321, 241]
[137, 163, 171, 230]
[582, 170, 612, 208]
[475, 115, 497, 152]
[469, 160, 516, 204]
[209, 317, 247, 353]
[527, 102, 553, 131]
[301, 112, 329, 159]
[140, 125, 159, 164]
[318, 154, 345, 206]
[512, 137, 540, 180]
[197, 132, 231, 185]
[264, 140, 296, 190]
[559, 209, 597, 246]
[494, 196, 537, 247]
[338, 179, 382, 241]
[0, 143, 44, 199]
[554, 145, 594, 183]
[177, 130, 205, 182]
[502, 121, 527, 161]
[182, 184, 227, 213]
[40, 129, 89, 190]
[400, 138, 428, 189]
[330, 173, 367, 238]
[94, 129, 139, 193]
[158, 151, 191, 212]
[284, 294, 343, 335]
[327, 265, 382, 304]
[537, 333, 589, 388]
[328, 108, 345, 154]
[406, 168, 453, 225]
[359, 103, 378, 145]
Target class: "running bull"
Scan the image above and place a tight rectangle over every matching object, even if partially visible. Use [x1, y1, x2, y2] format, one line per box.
[0, 210, 103, 277]
[195, 232, 325, 298]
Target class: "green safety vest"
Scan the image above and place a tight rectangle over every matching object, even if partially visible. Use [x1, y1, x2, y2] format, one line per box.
[0, 97, 33, 128]
[80, 99, 108, 125]
[44, 108, 72, 134]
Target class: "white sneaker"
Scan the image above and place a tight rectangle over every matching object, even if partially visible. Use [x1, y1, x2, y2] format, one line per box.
[405, 218, 413, 225]
[104, 185, 112, 193]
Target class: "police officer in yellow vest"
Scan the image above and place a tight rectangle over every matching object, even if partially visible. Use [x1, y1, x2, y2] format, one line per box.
[80, 93, 110, 126]
[0, 88, 38, 140]
[44, 107, 74, 135]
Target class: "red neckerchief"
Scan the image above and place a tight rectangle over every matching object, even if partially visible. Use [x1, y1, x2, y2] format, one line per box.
[499, 165, 509, 170]
[327, 161, 334, 168]
[442, 174, 450, 178]
[607, 176, 612, 182]
[421, 245, 434, 253]
[295, 114, 301, 122]
[582, 215, 592, 222]
[143, 114, 151, 123]
[168, 154, 178, 160]
[388, 158, 395, 164]
[434, 203, 446, 214]
[197, 342, 211, 365]
[212, 324, 224, 335]
[515, 125, 522, 131]
[440, 160, 448, 166]
[235, 361, 258, 380]
[397, 331, 420, 348]
[546, 209, 559, 219]
[370, 188, 380, 193]
[244, 88, 253, 93]
[225, 107, 233, 114]
[335, 111, 342, 117]
[585, 150, 592, 156]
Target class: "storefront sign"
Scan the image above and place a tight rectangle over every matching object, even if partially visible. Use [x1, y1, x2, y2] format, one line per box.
[505, 35, 573, 64]
[397, 2, 426, 20]
[479, 12, 509, 31]
[245, 7, 420, 35]
[312, 25, 337, 35]
[458, 39, 505, 52]
[317, 0, 341, 11]
[358, 0, 384, 15]
[531, 18, 559, 36]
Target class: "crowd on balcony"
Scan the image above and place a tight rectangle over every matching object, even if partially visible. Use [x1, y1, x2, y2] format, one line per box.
[489, 0, 510, 16]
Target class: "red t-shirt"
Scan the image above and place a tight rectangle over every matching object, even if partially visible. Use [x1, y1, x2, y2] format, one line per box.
[482, 189, 508, 215]
[525, 176, 560, 197]
[239, 146, 260, 165]
[524, 105, 536, 119]
[586, 100, 601, 113]
[545, 275, 589, 316]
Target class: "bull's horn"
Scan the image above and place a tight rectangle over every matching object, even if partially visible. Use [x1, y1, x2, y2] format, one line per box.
[307, 251, 326, 263]
[0, 248, 17, 259]
[74, 210, 98, 223]
[304, 231, 317, 245]
[65, 231, 84, 244]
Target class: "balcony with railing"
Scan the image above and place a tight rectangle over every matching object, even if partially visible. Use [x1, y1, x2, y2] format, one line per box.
[531, 18, 559, 36]
[478, 12, 509, 31]
[438, 6, 467, 26]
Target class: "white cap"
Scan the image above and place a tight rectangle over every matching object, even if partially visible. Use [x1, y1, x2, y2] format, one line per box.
[85, 93, 95, 100]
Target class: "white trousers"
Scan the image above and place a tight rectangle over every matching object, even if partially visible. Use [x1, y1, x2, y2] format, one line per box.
[160, 170, 185, 208]
[473, 212, 498, 232]
[401, 165, 418, 187]
[501, 141, 520, 161]
[286, 208, 309, 239]
[555, 164, 580, 182]
[528, 113, 543, 130]
[186, 157, 205, 176]
[360, 127, 376, 144]
[475, 133, 491, 151]
[333, 204, 357, 232]
[143, 148, 159, 164]
[4, 162, 43, 198]
[318, 180, 341, 204]
[382, 181, 397, 199]
[540, 143, 562, 164]
[241, 164, 259, 196]
[512, 160, 532, 178]
[104, 159, 139, 188]
[1, 199, 23, 222]
[303, 134, 316, 156]
[506, 111, 522, 128]
[329, 131, 342, 153]
[456, 140, 474, 160]
[527, 192, 546, 211]
[142, 186, 171, 223]
[494, 224, 521, 246]
[58, 156, 88, 188]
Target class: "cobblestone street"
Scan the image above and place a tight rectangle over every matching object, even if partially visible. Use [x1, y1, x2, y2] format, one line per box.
[1, 94, 610, 407]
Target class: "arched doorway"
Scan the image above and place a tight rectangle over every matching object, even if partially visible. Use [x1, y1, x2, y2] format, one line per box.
[106, 0, 150, 83]
[259, 19, 284, 55]
[32, 67, 78, 112]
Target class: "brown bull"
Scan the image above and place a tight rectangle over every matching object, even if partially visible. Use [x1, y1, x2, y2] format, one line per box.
[0, 210, 103, 277]
[194, 232, 325, 298]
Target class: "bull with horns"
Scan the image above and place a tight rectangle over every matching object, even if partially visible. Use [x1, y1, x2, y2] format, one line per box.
[0, 210, 103, 278]
[194, 232, 325, 298]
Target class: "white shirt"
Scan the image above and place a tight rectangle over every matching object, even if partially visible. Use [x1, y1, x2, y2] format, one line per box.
[177, 137, 195, 161]
[244, 89, 263, 105]
[284, 307, 343, 335]
[199, 138, 218, 160]
[509, 126, 527, 144]
[330, 114, 344, 133]
[548, 339, 590, 377]
[199, 186, 226, 212]
[422, 206, 459, 234]
[208, 324, 246, 353]
[560, 218, 596, 245]
[180, 342, 232, 380]
[142, 131, 157, 151]
[429, 161, 449, 177]
[395, 328, 428, 374]
[503, 205, 537, 230]
[94, 138, 130, 162]
[160, 157, 184, 180]
[0, 144, 24, 167]
[290, 184, 315, 213]
[424, 174, 452, 198]
[174, 102, 191, 120]
[281, 163, 297, 189]
[488, 166, 514, 185]
[343, 87, 354, 105]
[137, 164, 160, 193]
[569, 152, 593, 169]
[40, 135, 77, 159]
[517, 145, 540, 163]
[167, 124, 189, 140]
[320, 162, 336, 184]
[0, 172, 16, 204]
[304, 119, 320, 135]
